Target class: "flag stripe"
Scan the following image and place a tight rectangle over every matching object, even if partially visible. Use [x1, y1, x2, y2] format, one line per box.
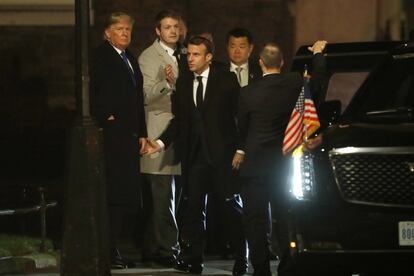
[283, 76, 320, 155]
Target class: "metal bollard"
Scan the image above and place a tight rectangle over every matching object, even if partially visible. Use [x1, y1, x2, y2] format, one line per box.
[39, 187, 46, 253]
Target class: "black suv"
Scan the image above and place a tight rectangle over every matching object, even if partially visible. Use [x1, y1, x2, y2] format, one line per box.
[282, 42, 414, 275]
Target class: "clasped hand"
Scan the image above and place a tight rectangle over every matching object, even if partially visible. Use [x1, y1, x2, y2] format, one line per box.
[232, 152, 244, 170]
[165, 64, 176, 87]
[140, 138, 161, 155]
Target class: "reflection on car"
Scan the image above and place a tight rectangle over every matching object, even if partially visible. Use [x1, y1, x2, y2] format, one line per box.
[280, 41, 414, 276]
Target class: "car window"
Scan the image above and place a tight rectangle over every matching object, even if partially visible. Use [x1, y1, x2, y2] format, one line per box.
[325, 72, 369, 113]
[357, 55, 414, 113]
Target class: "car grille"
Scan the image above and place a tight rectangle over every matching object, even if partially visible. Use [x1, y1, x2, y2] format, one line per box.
[329, 147, 414, 207]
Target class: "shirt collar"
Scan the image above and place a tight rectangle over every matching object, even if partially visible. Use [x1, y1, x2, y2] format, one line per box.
[194, 66, 210, 79]
[230, 61, 248, 71]
[159, 39, 176, 56]
[110, 44, 124, 55]
[263, 72, 279, 77]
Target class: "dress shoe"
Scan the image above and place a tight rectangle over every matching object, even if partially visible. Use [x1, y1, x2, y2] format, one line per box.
[175, 259, 203, 274]
[252, 261, 271, 276]
[142, 253, 156, 266]
[269, 250, 279, 260]
[233, 258, 248, 276]
[153, 255, 177, 268]
[111, 248, 127, 269]
[111, 258, 127, 269]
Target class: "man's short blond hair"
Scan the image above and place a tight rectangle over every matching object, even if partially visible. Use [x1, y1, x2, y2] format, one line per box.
[260, 42, 283, 69]
[103, 12, 134, 40]
[104, 12, 135, 29]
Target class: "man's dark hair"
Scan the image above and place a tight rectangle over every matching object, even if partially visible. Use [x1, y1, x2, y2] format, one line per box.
[226, 27, 253, 44]
[188, 35, 215, 55]
[155, 9, 181, 29]
[260, 42, 283, 68]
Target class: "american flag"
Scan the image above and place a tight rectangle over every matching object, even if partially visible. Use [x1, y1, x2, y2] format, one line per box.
[282, 75, 320, 155]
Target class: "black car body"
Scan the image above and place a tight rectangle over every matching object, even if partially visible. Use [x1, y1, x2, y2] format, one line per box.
[283, 42, 414, 275]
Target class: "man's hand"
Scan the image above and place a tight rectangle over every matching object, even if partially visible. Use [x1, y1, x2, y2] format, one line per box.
[232, 152, 244, 170]
[303, 135, 323, 151]
[308, 40, 327, 54]
[139, 138, 147, 155]
[165, 64, 176, 87]
[142, 139, 162, 155]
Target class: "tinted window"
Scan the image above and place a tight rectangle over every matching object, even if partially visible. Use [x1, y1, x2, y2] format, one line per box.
[326, 72, 369, 113]
[356, 55, 414, 113]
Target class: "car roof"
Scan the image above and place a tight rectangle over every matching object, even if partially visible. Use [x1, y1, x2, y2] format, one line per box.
[389, 41, 414, 56]
[291, 41, 405, 73]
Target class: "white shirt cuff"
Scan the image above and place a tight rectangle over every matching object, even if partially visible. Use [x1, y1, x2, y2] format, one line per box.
[156, 139, 165, 150]
[236, 150, 245, 155]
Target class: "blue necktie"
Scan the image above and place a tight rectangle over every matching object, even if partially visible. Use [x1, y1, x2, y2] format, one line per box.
[120, 51, 136, 86]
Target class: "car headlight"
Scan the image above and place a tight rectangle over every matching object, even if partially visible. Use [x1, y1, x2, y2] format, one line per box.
[291, 151, 316, 200]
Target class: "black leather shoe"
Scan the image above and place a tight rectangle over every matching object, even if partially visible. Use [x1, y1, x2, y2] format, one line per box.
[233, 258, 248, 276]
[153, 255, 177, 268]
[111, 248, 127, 269]
[175, 259, 203, 274]
[252, 261, 271, 276]
[111, 258, 127, 269]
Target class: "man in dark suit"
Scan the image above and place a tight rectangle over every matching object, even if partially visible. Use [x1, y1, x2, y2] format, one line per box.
[145, 36, 247, 275]
[226, 28, 261, 87]
[237, 40, 327, 276]
[90, 12, 147, 269]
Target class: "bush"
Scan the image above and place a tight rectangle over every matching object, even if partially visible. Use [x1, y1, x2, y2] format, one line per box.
[0, 234, 53, 256]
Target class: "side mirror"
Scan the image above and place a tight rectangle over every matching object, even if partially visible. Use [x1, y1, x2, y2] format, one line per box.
[318, 100, 341, 126]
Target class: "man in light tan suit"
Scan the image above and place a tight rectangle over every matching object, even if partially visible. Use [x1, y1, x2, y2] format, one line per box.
[138, 9, 182, 267]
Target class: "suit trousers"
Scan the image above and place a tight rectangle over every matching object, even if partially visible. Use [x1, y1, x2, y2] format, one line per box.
[142, 174, 179, 258]
[240, 176, 273, 276]
[182, 145, 245, 263]
[108, 205, 125, 253]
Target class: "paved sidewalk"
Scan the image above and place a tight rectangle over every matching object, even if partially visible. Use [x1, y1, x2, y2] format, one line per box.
[7, 259, 280, 276]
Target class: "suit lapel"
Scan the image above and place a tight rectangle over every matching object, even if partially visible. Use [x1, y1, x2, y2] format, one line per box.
[187, 75, 195, 106]
[248, 62, 254, 82]
[126, 49, 142, 87]
[153, 40, 179, 77]
[202, 66, 215, 112]
[105, 41, 136, 87]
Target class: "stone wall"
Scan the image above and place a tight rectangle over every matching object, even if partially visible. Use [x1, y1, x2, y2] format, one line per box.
[293, 0, 410, 50]
[0, 0, 294, 135]
[92, 0, 294, 65]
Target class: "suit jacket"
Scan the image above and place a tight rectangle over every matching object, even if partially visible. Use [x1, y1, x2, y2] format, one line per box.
[91, 41, 146, 134]
[90, 41, 147, 205]
[139, 40, 181, 175]
[159, 66, 240, 185]
[237, 53, 326, 177]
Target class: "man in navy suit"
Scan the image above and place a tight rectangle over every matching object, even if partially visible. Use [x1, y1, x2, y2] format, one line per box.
[237, 40, 327, 276]
[90, 12, 147, 269]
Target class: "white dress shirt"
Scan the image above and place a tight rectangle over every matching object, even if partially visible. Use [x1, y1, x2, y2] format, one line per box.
[159, 39, 178, 64]
[193, 67, 210, 106]
[111, 44, 134, 72]
[230, 62, 249, 87]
